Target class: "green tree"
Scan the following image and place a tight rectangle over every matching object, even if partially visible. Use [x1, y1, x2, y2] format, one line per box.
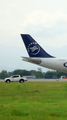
[45, 71, 57, 79]
[56, 71, 67, 78]
[36, 68, 45, 78]
[0, 70, 9, 79]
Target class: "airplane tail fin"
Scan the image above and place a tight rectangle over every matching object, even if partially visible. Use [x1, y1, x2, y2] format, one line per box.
[21, 34, 54, 58]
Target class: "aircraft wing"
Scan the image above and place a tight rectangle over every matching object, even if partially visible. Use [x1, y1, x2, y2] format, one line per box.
[22, 57, 41, 65]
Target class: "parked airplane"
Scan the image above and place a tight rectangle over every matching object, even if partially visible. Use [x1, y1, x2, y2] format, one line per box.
[21, 34, 67, 73]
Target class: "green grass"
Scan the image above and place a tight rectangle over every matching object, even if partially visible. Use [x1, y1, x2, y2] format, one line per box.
[0, 82, 67, 120]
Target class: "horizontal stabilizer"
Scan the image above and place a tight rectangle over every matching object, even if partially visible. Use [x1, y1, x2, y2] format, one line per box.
[22, 57, 41, 65]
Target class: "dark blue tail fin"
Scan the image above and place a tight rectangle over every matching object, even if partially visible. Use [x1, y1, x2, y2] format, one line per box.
[21, 34, 54, 58]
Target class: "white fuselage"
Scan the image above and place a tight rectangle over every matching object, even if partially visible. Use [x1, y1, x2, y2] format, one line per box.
[38, 58, 67, 72]
[22, 57, 67, 72]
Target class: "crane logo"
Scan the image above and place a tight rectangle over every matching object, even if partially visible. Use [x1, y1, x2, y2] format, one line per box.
[27, 42, 40, 55]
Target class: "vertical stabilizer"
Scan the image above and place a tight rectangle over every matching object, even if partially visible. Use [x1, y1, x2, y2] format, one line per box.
[21, 34, 54, 58]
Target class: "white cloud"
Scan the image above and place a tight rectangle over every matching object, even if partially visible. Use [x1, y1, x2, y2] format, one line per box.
[0, 1, 67, 47]
[21, 9, 67, 47]
[23, 9, 67, 30]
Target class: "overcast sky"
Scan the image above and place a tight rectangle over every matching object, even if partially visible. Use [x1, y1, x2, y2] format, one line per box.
[0, 0, 67, 72]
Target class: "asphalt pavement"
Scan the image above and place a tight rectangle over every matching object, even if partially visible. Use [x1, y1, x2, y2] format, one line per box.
[1, 79, 67, 82]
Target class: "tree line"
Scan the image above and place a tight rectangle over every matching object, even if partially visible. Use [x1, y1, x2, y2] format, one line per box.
[0, 68, 67, 79]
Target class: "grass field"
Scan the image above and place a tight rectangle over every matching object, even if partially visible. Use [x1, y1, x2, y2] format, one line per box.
[0, 82, 67, 120]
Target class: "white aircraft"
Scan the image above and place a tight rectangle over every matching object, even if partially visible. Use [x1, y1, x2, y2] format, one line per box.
[21, 34, 67, 73]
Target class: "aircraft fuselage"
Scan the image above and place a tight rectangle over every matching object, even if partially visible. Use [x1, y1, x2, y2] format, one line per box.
[39, 58, 67, 72]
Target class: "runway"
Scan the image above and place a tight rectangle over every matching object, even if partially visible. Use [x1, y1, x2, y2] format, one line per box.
[28, 79, 67, 82]
[0, 79, 67, 82]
